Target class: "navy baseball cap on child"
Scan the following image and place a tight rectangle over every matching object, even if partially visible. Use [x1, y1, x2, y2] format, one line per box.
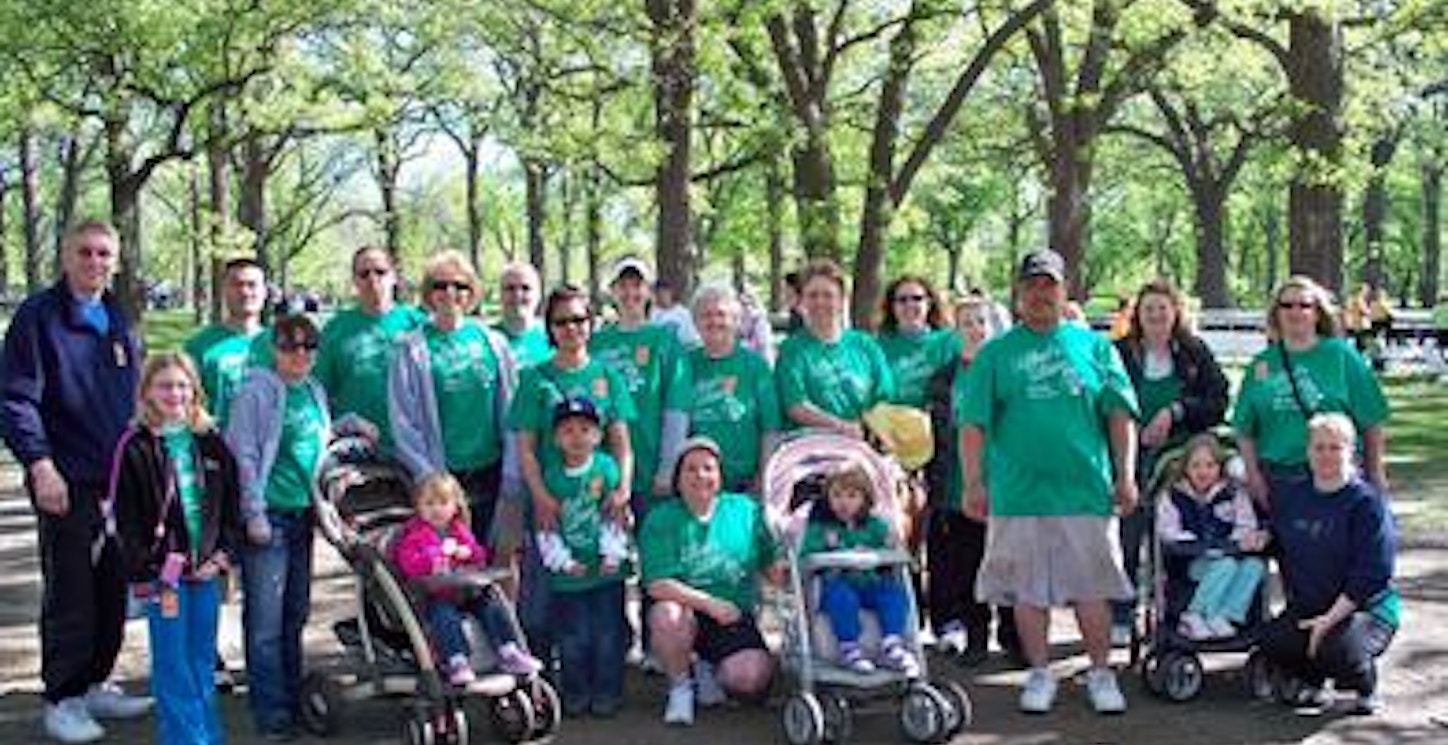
[553, 397, 601, 428]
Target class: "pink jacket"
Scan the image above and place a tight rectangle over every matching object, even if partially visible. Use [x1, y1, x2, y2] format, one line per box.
[392, 516, 488, 594]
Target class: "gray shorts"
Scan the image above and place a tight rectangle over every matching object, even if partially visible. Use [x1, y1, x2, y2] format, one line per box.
[975, 516, 1133, 608]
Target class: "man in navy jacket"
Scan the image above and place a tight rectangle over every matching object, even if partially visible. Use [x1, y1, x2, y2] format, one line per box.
[1, 220, 151, 743]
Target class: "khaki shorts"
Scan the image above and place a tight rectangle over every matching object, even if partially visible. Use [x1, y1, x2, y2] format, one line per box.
[975, 516, 1133, 608]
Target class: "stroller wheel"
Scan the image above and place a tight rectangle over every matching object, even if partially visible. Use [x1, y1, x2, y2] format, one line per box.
[488, 689, 537, 744]
[1140, 653, 1166, 697]
[899, 683, 950, 744]
[446, 705, 470, 745]
[299, 672, 344, 737]
[526, 677, 562, 739]
[1243, 651, 1276, 701]
[1160, 652, 1205, 702]
[936, 679, 973, 735]
[402, 713, 437, 745]
[781, 692, 826, 745]
[821, 693, 853, 743]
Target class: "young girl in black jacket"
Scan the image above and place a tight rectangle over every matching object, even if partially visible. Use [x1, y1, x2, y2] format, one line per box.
[109, 352, 242, 745]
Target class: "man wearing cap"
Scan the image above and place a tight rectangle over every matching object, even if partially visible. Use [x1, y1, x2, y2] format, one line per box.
[957, 248, 1139, 715]
[494, 261, 552, 369]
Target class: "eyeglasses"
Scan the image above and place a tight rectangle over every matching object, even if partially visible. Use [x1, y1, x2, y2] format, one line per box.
[429, 279, 473, 293]
[894, 294, 928, 304]
[276, 339, 319, 353]
[1276, 300, 1316, 311]
[354, 267, 390, 279]
[549, 314, 591, 328]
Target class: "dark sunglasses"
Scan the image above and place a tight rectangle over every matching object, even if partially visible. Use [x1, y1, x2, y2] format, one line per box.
[894, 293, 928, 303]
[276, 339, 319, 353]
[1276, 300, 1316, 311]
[429, 279, 473, 293]
[549, 314, 591, 328]
[354, 267, 390, 279]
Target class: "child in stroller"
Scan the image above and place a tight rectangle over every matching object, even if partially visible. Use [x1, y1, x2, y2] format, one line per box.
[393, 472, 544, 684]
[802, 465, 921, 678]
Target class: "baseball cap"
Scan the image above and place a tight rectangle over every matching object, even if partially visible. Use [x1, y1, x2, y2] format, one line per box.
[1017, 249, 1066, 283]
[552, 397, 601, 428]
[611, 256, 652, 284]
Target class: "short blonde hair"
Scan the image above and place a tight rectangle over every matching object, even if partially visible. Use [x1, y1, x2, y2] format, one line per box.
[421, 250, 480, 312]
[826, 465, 876, 512]
[1307, 412, 1357, 448]
[412, 472, 473, 527]
[135, 352, 213, 433]
[63, 219, 120, 254]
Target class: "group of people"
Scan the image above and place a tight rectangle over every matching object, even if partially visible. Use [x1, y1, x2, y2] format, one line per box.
[0, 219, 1400, 745]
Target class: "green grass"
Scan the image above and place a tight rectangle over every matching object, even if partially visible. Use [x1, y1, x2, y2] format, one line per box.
[139, 309, 205, 353]
[1381, 377, 1448, 541]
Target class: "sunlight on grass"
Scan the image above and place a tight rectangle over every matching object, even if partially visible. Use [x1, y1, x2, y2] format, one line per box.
[140, 309, 205, 353]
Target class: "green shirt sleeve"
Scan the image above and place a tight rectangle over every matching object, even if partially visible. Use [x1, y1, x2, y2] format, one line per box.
[756, 354, 783, 433]
[776, 336, 810, 411]
[958, 341, 996, 430]
[661, 334, 692, 414]
[1344, 344, 1390, 429]
[864, 334, 897, 406]
[1230, 355, 1265, 438]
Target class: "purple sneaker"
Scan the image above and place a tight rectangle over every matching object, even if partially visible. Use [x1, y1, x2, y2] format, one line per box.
[496, 643, 544, 676]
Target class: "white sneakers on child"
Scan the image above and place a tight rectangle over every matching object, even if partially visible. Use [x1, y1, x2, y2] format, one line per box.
[839, 643, 876, 674]
[44, 698, 103, 744]
[1179, 612, 1237, 640]
[1085, 667, 1127, 714]
[663, 680, 695, 726]
[1019, 668, 1058, 714]
[1206, 617, 1237, 639]
[880, 637, 922, 678]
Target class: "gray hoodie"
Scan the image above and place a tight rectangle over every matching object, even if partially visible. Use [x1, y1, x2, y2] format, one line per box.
[387, 320, 523, 500]
[224, 367, 333, 539]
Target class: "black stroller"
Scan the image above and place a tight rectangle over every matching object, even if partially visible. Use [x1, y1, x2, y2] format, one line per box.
[298, 437, 561, 745]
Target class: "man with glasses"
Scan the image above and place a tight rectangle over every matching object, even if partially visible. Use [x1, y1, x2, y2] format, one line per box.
[2, 220, 151, 743]
[314, 246, 423, 451]
[493, 261, 551, 369]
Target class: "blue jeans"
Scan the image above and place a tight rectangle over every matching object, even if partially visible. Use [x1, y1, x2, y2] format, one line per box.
[241, 511, 313, 733]
[147, 579, 223, 745]
[552, 582, 626, 713]
[819, 575, 910, 643]
[425, 595, 517, 661]
[1186, 556, 1265, 623]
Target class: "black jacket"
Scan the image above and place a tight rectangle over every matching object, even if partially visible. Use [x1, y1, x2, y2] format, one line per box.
[1114, 334, 1228, 441]
[924, 357, 967, 508]
[110, 425, 243, 583]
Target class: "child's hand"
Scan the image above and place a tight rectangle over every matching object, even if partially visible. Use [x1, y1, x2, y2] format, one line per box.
[1237, 530, 1269, 552]
[441, 537, 460, 557]
[566, 563, 587, 577]
[454, 544, 473, 561]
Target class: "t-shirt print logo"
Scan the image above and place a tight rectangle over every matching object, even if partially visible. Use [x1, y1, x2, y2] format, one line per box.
[634, 345, 651, 367]
[1269, 367, 1325, 413]
[1020, 346, 1081, 401]
[592, 377, 609, 399]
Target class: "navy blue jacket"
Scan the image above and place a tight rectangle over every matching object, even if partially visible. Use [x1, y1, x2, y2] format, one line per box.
[1, 282, 140, 488]
[1273, 476, 1395, 617]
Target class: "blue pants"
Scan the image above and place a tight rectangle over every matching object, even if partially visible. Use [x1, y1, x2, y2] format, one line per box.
[241, 511, 313, 734]
[147, 579, 223, 745]
[1186, 556, 1265, 623]
[424, 595, 518, 661]
[819, 575, 910, 643]
[552, 582, 627, 713]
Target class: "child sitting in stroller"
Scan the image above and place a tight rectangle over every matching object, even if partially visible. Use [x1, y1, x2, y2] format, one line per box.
[393, 473, 543, 684]
[802, 465, 921, 677]
[1155, 433, 1271, 640]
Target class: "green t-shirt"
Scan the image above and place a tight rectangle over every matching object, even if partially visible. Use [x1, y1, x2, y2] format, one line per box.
[315, 305, 426, 448]
[161, 424, 203, 559]
[185, 324, 262, 427]
[589, 323, 691, 494]
[546, 452, 624, 592]
[776, 329, 897, 426]
[1231, 337, 1390, 467]
[686, 346, 781, 489]
[640, 492, 777, 612]
[494, 322, 553, 370]
[426, 322, 504, 470]
[507, 357, 637, 468]
[265, 382, 326, 512]
[958, 323, 1139, 516]
[876, 329, 961, 409]
[1137, 372, 1184, 428]
[800, 514, 893, 587]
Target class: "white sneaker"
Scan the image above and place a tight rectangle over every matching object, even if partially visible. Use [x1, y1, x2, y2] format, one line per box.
[694, 660, 727, 707]
[83, 682, 152, 720]
[1019, 668, 1057, 714]
[663, 682, 695, 726]
[1177, 612, 1213, 641]
[937, 622, 968, 655]
[1085, 667, 1127, 714]
[1206, 617, 1237, 639]
[44, 698, 104, 744]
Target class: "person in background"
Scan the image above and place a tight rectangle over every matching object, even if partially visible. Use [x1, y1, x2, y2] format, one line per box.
[1, 220, 151, 744]
[494, 261, 552, 370]
[875, 274, 960, 411]
[650, 278, 700, 348]
[186, 258, 269, 429]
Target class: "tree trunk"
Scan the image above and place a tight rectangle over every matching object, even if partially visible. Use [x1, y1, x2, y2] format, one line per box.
[767, 159, 785, 312]
[649, 0, 697, 298]
[524, 158, 548, 280]
[238, 133, 270, 273]
[375, 128, 402, 258]
[0, 175, 9, 293]
[1285, 11, 1345, 293]
[1360, 136, 1395, 290]
[1421, 160, 1443, 307]
[190, 164, 205, 324]
[557, 169, 574, 285]
[50, 131, 88, 285]
[586, 164, 603, 298]
[206, 128, 229, 323]
[465, 137, 483, 273]
[19, 126, 41, 293]
[1046, 132, 1094, 300]
[105, 117, 144, 321]
[1263, 198, 1282, 294]
[1192, 184, 1231, 307]
[792, 136, 840, 261]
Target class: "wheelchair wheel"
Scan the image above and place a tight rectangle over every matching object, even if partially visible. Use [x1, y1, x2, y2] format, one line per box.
[782, 692, 826, 745]
[1160, 652, 1204, 702]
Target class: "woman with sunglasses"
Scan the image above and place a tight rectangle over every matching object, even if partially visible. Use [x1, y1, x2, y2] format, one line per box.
[389, 250, 520, 548]
[875, 275, 960, 410]
[507, 286, 637, 657]
[226, 314, 375, 740]
[1233, 276, 1390, 509]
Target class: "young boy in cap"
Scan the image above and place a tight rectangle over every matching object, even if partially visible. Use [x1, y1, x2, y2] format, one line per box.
[536, 397, 630, 717]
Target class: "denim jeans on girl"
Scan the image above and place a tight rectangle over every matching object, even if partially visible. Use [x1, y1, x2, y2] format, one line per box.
[424, 594, 519, 661]
[819, 575, 910, 642]
[241, 510, 313, 734]
[147, 578, 223, 745]
[551, 581, 627, 714]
